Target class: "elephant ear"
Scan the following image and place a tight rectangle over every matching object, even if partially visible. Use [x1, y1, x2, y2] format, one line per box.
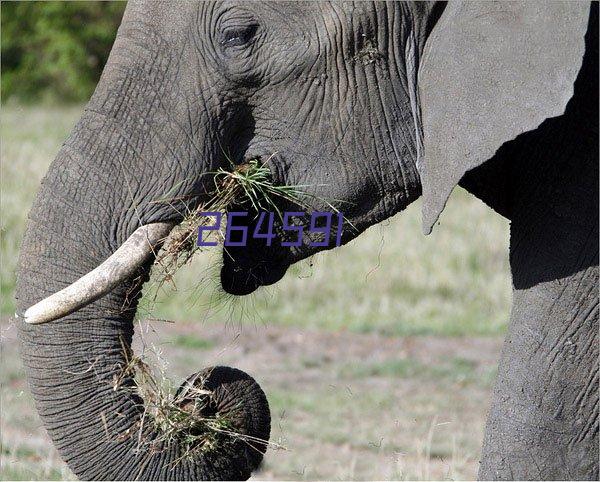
[417, 1, 590, 234]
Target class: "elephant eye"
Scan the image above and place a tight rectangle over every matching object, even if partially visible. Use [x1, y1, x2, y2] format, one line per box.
[220, 24, 258, 48]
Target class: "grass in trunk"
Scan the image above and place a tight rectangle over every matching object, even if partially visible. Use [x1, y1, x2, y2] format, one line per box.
[113, 340, 282, 464]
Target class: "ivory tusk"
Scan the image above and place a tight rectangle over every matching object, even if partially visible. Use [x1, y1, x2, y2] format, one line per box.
[24, 222, 175, 325]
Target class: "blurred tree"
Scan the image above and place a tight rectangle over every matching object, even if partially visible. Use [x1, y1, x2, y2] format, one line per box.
[1, 1, 126, 103]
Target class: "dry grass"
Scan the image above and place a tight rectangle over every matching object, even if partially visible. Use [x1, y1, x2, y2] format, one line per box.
[1, 319, 501, 480]
[110, 339, 279, 466]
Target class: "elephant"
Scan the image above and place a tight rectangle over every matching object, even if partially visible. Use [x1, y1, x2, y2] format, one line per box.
[15, 1, 598, 480]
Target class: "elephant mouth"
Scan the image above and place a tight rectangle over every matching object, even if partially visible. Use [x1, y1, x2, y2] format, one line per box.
[217, 155, 295, 295]
[219, 206, 290, 296]
[220, 253, 288, 295]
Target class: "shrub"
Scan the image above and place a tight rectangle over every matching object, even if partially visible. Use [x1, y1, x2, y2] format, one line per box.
[1, 1, 125, 103]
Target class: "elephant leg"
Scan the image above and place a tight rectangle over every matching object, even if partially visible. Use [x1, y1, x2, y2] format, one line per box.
[477, 78, 598, 479]
[478, 161, 599, 478]
[479, 257, 598, 480]
[478, 8, 598, 476]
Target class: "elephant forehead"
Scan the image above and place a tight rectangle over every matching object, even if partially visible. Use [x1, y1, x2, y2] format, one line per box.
[217, 1, 410, 49]
[122, 0, 198, 41]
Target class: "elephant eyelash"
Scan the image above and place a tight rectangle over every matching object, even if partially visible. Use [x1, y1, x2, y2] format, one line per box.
[220, 24, 259, 48]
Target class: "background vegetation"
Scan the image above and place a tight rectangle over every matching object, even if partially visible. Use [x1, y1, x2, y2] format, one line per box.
[1, 1, 125, 104]
[1, 3, 512, 480]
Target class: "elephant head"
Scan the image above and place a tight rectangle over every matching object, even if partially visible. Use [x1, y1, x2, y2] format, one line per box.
[16, 1, 591, 480]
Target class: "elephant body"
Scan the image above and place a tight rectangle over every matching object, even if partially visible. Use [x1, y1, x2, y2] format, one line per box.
[15, 1, 598, 480]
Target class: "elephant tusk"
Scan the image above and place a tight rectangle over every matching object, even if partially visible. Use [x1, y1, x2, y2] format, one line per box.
[24, 222, 175, 325]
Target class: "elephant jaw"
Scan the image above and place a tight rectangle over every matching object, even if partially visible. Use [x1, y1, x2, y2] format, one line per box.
[220, 252, 288, 295]
[218, 209, 291, 295]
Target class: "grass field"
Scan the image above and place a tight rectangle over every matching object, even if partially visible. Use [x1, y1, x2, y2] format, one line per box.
[1, 105, 511, 480]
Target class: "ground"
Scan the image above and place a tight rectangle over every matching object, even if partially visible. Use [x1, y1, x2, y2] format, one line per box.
[0, 105, 511, 480]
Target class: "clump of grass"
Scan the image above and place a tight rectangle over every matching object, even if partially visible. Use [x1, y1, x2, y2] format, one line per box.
[113, 355, 234, 459]
[153, 156, 314, 289]
[214, 157, 307, 216]
[112, 342, 279, 464]
[140, 154, 352, 326]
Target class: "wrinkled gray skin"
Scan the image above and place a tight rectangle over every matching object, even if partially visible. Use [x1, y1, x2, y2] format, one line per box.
[15, 1, 597, 480]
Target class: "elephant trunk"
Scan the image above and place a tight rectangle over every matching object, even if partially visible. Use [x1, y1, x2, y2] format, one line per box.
[15, 110, 270, 480]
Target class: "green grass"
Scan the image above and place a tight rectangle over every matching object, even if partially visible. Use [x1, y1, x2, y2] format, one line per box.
[145, 189, 511, 336]
[339, 357, 497, 387]
[263, 376, 489, 480]
[0, 466, 67, 481]
[170, 334, 215, 350]
[1, 104, 511, 336]
[0, 105, 82, 316]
